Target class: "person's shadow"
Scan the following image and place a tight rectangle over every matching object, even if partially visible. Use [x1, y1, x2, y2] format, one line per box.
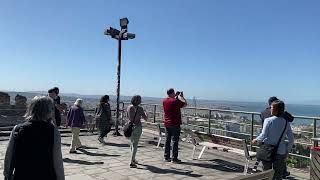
[139, 164, 202, 178]
[77, 149, 120, 157]
[61, 143, 98, 150]
[63, 158, 104, 165]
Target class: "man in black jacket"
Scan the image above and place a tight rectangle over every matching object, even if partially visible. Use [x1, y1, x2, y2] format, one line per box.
[260, 96, 294, 125]
[260, 96, 294, 178]
[48, 88, 63, 127]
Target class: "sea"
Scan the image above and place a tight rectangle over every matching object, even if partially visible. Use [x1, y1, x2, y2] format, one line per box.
[196, 100, 320, 126]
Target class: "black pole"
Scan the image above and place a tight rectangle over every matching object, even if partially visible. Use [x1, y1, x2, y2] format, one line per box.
[114, 37, 122, 136]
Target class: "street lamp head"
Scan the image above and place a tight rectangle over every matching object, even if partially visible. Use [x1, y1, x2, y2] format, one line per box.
[122, 32, 135, 40]
[120, 18, 129, 29]
[104, 27, 120, 39]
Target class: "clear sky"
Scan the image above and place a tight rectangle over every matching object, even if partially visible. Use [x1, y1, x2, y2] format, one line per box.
[0, 0, 319, 103]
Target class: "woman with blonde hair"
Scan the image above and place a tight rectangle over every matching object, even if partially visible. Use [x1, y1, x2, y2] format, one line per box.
[66, 98, 86, 153]
[3, 96, 64, 180]
[127, 95, 147, 168]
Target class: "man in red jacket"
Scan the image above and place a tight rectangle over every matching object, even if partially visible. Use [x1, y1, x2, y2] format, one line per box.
[163, 88, 187, 163]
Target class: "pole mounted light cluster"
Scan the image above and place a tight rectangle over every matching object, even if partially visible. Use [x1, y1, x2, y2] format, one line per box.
[104, 18, 135, 40]
[104, 18, 135, 136]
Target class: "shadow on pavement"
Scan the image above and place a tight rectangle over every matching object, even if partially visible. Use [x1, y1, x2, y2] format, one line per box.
[179, 159, 243, 173]
[140, 164, 202, 178]
[104, 142, 144, 148]
[61, 143, 99, 149]
[285, 176, 300, 180]
[63, 158, 104, 165]
[105, 142, 130, 148]
[77, 149, 121, 157]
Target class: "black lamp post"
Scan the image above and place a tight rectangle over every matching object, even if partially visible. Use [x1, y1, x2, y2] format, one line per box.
[104, 18, 135, 136]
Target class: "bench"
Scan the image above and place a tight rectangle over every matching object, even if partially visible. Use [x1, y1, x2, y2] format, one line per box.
[156, 123, 187, 148]
[184, 129, 257, 175]
[157, 123, 166, 148]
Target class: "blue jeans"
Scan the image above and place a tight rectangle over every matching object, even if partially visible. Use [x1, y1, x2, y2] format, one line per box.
[130, 126, 142, 163]
[164, 125, 181, 160]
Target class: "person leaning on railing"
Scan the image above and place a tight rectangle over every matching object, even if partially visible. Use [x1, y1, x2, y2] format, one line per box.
[252, 100, 294, 180]
[3, 96, 64, 180]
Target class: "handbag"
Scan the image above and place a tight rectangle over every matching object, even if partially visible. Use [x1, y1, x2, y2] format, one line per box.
[123, 106, 138, 138]
[256, 119, 288, 162]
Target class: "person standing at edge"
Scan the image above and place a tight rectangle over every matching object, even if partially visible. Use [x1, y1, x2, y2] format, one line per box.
[253, 100, 294, 180]
[163, 88, 187, 163]
[260, 96, 294, 178]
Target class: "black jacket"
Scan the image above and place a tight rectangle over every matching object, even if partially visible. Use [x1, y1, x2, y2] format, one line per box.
[260, 107, 294, 125]
[12, 121, 56, 180]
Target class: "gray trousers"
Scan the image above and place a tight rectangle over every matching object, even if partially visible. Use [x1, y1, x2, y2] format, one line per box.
[262, 154, 287, 180]
[130, 126, 142, 163]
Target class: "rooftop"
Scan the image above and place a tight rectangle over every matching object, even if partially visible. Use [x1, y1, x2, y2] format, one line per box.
[0, 129, 309, 180]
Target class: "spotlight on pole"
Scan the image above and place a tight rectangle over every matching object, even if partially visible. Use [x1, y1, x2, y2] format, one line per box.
[104, 18, 135, 136]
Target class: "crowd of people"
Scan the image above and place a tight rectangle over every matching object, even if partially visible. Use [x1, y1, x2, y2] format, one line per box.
[3, 87, 294, 180]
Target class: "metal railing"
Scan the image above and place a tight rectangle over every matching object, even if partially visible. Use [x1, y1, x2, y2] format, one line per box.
[120, 102, 320, 160]
[1, 102, 319, 161]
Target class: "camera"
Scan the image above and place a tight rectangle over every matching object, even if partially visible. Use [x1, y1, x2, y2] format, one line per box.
[176, 91, 183, 97]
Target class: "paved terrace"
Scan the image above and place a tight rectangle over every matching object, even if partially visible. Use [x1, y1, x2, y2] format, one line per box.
[0, 129, 309, 180]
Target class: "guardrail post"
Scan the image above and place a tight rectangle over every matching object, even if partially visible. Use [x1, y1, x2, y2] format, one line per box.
[313, 119, 317, 147]
[153, 105, 157, 123]
[208, 110, 212, 134]
[250, 114, 254, 150]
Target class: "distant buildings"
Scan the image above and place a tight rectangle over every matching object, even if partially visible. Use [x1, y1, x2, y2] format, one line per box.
[0, 92, 10, 106]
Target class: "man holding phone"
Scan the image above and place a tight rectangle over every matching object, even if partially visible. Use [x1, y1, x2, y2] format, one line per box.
[162, 88, 187, 163]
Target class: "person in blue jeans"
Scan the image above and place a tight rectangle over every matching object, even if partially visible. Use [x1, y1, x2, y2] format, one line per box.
[127, 95, 147, 168]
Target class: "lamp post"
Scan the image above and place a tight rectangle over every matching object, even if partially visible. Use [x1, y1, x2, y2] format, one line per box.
[104, 18, 135, 136]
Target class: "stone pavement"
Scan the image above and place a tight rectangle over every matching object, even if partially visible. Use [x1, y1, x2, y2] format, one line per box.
[0, 130, 309, 180]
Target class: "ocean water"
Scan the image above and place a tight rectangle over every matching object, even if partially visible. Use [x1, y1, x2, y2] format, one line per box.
[197, 100, 320, 126]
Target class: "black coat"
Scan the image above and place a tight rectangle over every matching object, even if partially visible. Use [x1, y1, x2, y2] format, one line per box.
[260, 107, 294, 125]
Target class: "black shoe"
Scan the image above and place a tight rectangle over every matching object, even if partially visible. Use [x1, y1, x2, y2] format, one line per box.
[76, 146, 84, 150]
[130, 163, 137, 168]
[69, 150, 77, 154]
[283, 171, 290, 178]
[172, 159, 182, 163]
[164, 158, 171, 162]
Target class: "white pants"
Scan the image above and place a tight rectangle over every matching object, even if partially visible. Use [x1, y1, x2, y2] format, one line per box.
[70, 127, 82, 151]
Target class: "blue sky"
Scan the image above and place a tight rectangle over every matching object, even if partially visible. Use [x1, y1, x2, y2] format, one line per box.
[0, 0, 319, 103]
